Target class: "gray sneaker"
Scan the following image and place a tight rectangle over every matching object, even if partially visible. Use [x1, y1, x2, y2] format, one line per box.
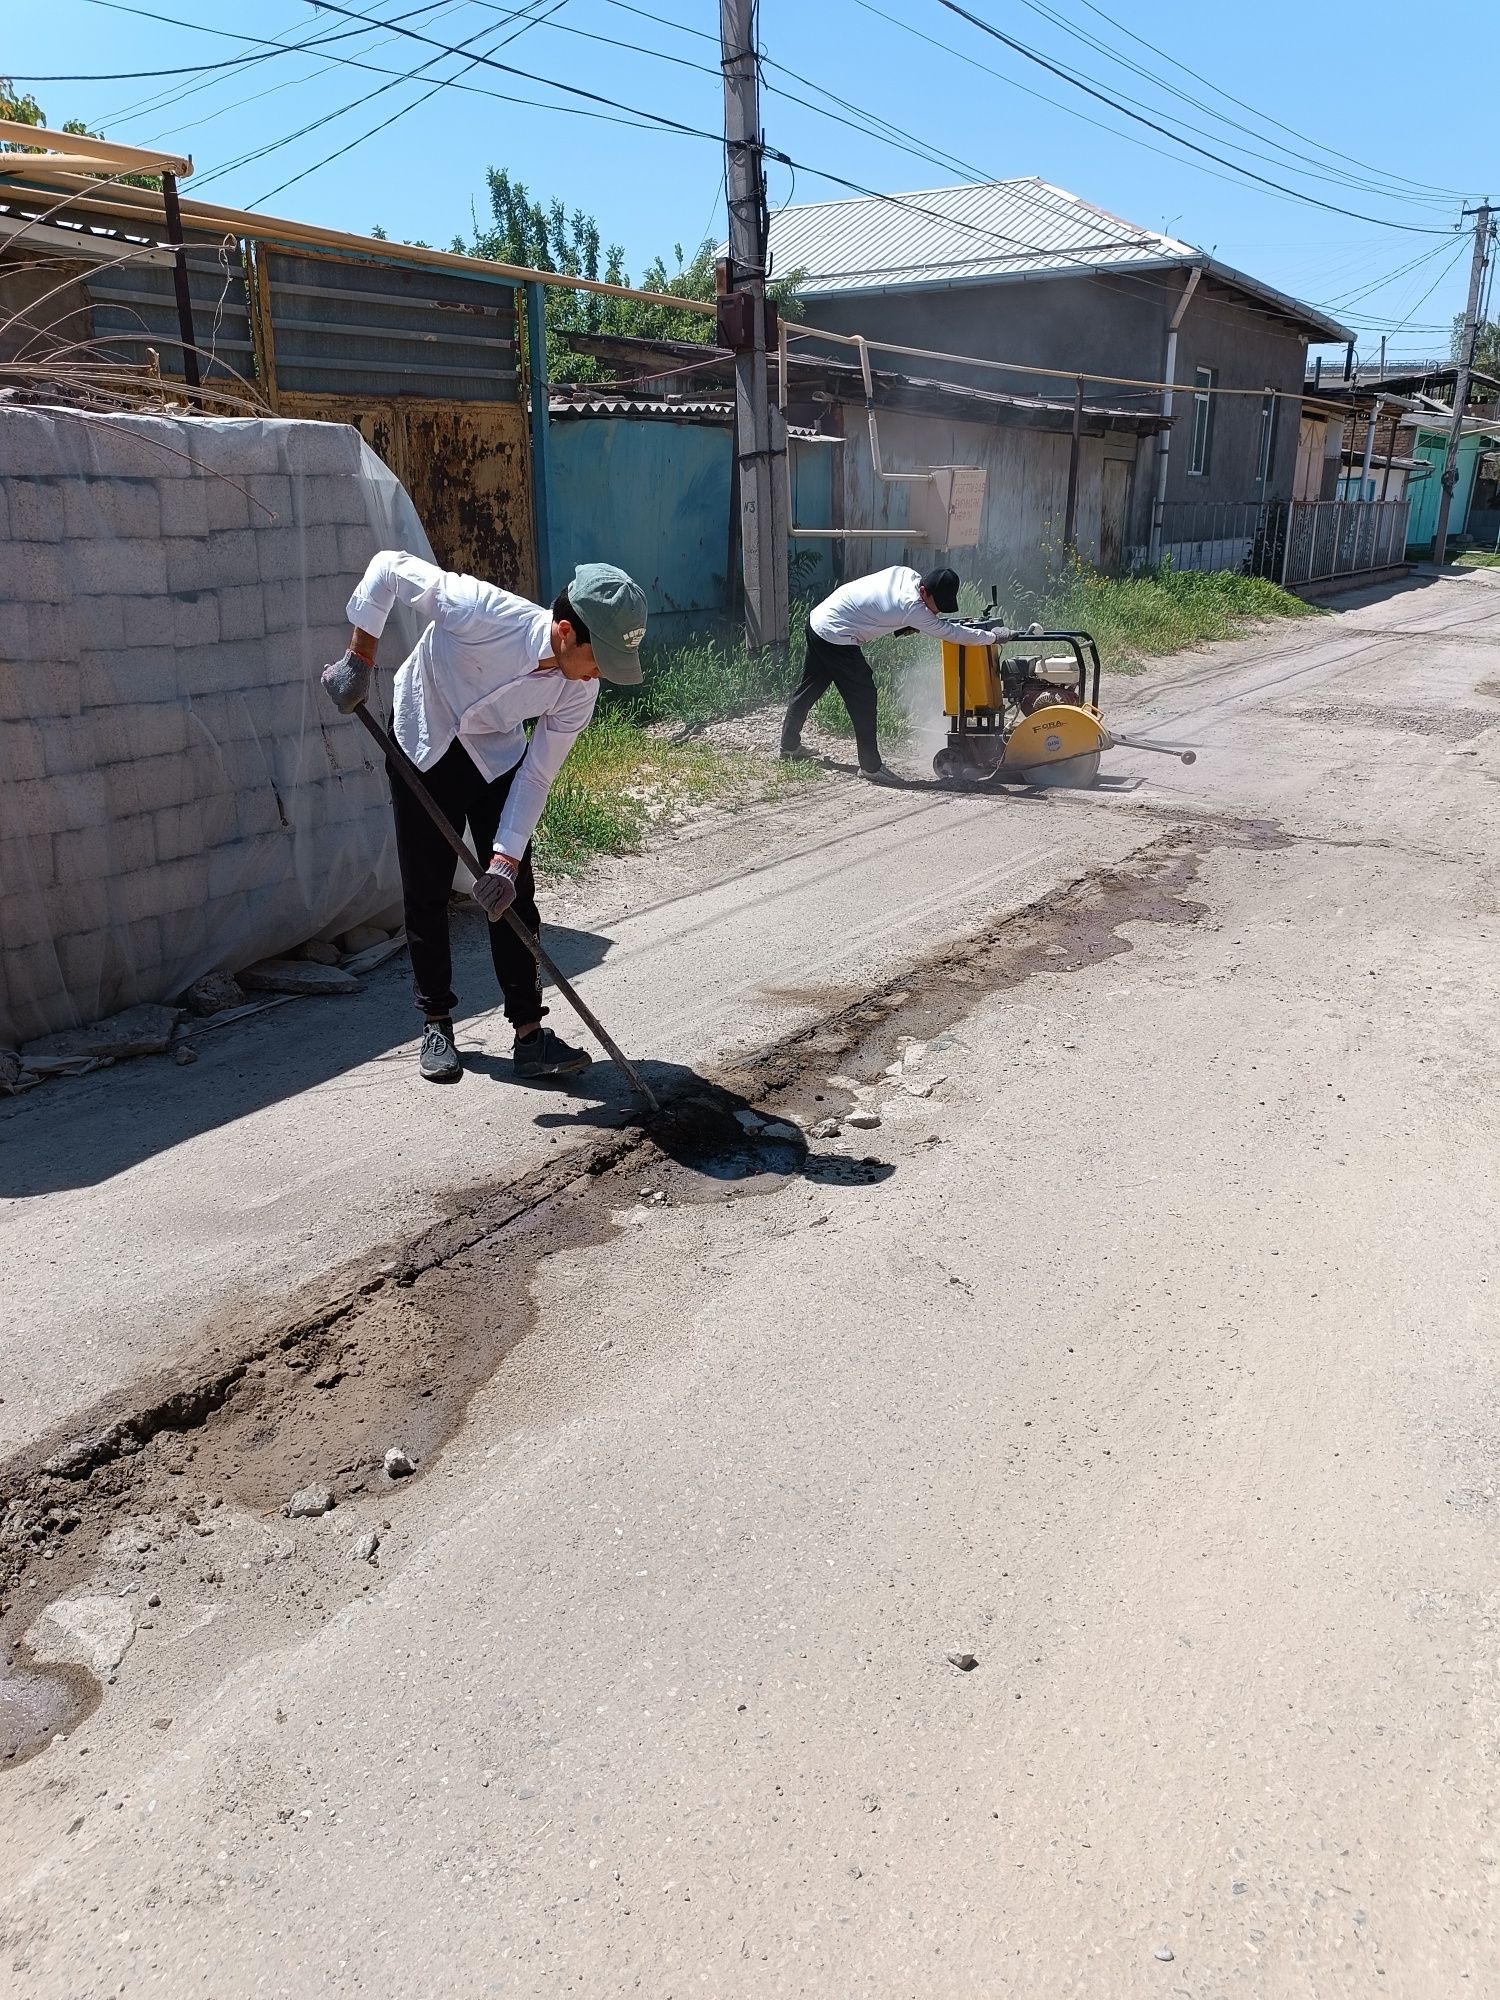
[419, 1018, 462, 1083]
[860, 763, 901, 786]
[513, 1025, 591, 1079]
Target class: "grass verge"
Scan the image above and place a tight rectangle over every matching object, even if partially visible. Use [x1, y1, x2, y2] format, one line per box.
[534, 707, 815, 875]
[539, 563, 1315, 868]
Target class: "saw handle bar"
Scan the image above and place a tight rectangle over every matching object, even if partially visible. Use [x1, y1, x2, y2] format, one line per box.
[1106, 732, 1197, 765]
[350, 703, 661, 1113]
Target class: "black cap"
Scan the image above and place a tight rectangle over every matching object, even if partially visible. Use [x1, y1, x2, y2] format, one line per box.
[920, 566, 961, 614]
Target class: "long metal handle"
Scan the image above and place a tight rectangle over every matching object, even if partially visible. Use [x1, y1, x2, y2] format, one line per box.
[1106, 731, 1197, 765]
[352, 703, 660, 1113]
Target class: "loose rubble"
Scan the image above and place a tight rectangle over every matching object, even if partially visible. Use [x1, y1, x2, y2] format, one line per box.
[286, 1483, 336, 1518]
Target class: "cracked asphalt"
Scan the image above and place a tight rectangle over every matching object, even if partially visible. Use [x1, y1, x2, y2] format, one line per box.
[4, 566, 1500, 1995]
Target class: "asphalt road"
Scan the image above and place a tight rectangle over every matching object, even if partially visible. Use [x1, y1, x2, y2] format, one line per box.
[4, 566, 1500, 1995]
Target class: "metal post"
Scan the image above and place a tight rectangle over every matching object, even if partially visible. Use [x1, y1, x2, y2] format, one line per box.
[525, 281, 552, 603]
[720, 0, 788, 654]
[160, 171, 201, 391]
[1063, 375, 1083, 557]
[1149, 265, 1201, 566]
[1434, 203, 1493, 567]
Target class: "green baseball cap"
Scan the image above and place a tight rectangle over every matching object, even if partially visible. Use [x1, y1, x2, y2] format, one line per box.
[569, 562, 648, 685]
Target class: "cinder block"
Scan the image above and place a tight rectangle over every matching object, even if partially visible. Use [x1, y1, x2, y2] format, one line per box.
[57, 929, 109, 996]
[9, 772, 104, 834]
[109, 814, 157, 875]
[61, 478, 160, 541]
[3, 941, 67, 1020]
[126, 916, 163, 973]
[131, 749, 199, 812]
[248, 474, 293, 522]
[7, 543, 66, 604]
[125, 702, 192, 761]
[0, 598, 29, 662]
[122, 596, 177, 650]
[261, 577, 305, 635]
[207, 834, 286, 900]
[0, 889, 53, 950]
[5, 720, 46, 783]
[218, 584, 267, 643]
[306, 574, 354, 626]
[74, 538, 168, 598]
[152, 855, 209, 916]
[256, 528, 303, 583]
[338, 524, 376, 574]
[173, 592, 220, 649]
[201, 791, 237, 847]
[101, 759, 142, 819]
[83, 650, 181, 709]
[6, 480, 64, 543]
[204, 480, 252, 533]
[159, 480, 209, 538]
[235, 784, 287, 838]
[285, 427, 362, 477]
[21, 661, 84, 720]
[0, 830, 55, 889]
[153, 801, 206, 863]
[72, 596, 124, 653]
[40, 718, 90, 778]
[0, 412, 64, 478]
[176, 637, 265, 699]
[298, 525, 339, 578]
[52, 825, 113, 881]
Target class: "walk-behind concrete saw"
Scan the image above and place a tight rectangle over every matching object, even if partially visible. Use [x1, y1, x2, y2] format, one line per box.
[934, 627, 1196, 787]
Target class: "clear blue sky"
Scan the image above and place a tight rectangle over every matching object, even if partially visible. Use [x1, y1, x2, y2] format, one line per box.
[7, 0, 1490, 360]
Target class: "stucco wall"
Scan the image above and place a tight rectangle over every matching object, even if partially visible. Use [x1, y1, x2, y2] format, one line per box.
[0, 409, 429, 1046]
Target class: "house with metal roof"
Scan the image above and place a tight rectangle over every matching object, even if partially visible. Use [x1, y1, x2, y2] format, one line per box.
[761, 178, 1351, 562]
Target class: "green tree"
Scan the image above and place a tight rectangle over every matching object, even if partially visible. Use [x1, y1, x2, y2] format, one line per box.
[456, 167, 800, 383]
[0, 78, 159, 187]
[1450, 313, 1500, 376]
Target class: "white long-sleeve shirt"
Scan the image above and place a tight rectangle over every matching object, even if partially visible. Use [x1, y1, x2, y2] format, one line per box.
[808, 565, 996, 649]
[347, 551, 598, 859]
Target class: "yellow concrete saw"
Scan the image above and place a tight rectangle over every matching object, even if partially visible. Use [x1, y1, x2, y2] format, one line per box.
[934, 630, 1196, 787]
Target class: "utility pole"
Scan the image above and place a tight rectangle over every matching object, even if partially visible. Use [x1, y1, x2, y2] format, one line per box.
[719, 0, 788, 653]
[1433, 203, 1493, 567]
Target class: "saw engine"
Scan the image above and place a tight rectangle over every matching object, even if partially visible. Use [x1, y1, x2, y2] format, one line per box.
[934, 623, 1198, 786]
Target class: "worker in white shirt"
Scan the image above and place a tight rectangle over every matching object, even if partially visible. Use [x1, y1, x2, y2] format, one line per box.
[781, 564, 1001, 781]
[323, 555, 647, 1085]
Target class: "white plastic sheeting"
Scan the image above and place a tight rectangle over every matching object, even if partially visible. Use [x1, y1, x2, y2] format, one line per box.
[0, 408, 433, 1047]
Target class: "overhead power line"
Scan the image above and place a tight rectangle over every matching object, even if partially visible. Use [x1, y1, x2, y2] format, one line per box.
[932, 0, 1454, 235]
[1005, 0, 1461, 208]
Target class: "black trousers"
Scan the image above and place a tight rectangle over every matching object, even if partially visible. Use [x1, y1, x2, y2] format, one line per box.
[780, 626, 882, 773]
[387, 737, 544, 1028]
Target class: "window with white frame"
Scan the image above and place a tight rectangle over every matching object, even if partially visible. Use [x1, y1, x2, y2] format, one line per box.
[1255, 392, 1278, 485]
[1189, 366, 1215, 476]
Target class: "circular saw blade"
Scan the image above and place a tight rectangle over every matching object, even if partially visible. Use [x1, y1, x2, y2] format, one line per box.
[1020, 750, 1101, 788]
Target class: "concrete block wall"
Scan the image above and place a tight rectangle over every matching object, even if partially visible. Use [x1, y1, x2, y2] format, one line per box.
[0, 409, 434, 1046]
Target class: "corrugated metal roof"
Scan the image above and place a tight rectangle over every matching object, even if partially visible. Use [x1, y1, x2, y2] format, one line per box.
[765, 178, 1191, 294]
[756, 178, 1350, 340]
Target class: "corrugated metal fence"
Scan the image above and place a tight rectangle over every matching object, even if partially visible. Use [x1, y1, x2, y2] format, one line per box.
[1156, 498, 1410, 587]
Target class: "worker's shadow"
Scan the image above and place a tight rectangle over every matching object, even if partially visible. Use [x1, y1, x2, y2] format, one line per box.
[509, 1056, 896, 1190]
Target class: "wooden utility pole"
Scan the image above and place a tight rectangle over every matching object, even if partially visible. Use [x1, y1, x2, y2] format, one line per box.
[719, 0, 788, 653]
[1433, 203, 1493, 567]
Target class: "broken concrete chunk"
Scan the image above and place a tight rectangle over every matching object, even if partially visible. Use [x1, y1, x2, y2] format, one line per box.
[298, 939, 342, 966]
[182, 971, 248, 1017]
[174, 1045, 198, 1067]
[338, 924, 389, 956]
[21, 1004, 180, 1065]
[26, 1596, 137, 1677]
[286, 1482, 335, 1518]
[809, 1117, 843, 1140]
[846, 1108, 882, 1130]
[0, 1048, 23, 1091]
[240, 960, 361, 997]
[353, 1530, 380, 1563]
[945, 1650, 979, 1672]
[383, 1448, 416, 1481]
[758, 1120, 802, 1144]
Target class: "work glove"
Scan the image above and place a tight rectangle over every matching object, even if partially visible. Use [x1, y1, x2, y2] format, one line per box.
[471, 853, 519, 923]
[321, 650, 374, 715]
